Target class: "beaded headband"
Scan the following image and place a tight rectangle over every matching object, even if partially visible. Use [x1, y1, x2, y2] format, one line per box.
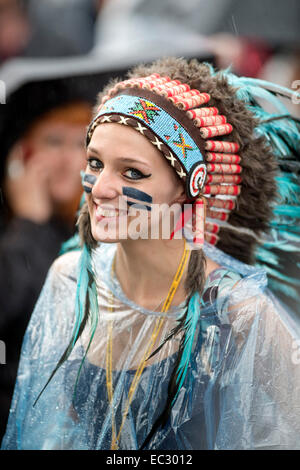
[86, 73, 243, 245]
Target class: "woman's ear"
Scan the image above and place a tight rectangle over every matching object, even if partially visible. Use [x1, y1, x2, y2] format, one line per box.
[173, 183, 187, 205]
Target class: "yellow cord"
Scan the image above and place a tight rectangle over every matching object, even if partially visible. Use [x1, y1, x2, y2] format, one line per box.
[106, 284, 118, 448]
[106, 240, 189, 449]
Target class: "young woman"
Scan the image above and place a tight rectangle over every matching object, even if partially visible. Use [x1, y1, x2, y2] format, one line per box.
[2, 57, 300, 450]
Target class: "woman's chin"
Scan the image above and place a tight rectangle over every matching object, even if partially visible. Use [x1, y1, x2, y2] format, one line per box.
[91, 225, 128, 244]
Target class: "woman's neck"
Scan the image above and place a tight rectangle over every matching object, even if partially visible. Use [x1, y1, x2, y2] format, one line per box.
[115, 238, 190, 310]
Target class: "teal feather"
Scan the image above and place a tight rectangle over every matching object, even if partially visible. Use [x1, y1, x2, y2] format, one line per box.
[222, 74, 290, 113]
[219, 71, 300, 312]
[276, 230, 300, 244]
[173, 292, 200, 404]
[262, 236, 300, 251]
[268, 278, 300, 302]
[204, 64, 300, 107]
[34, 243, 99, 406]
[256, 263, 300, 287]
[232, 77, 300, 102]
[276, 177, 300, 205]
[273, 205, 300, 218]
[73, 280, 99, 399]
[269, 222, 300, 233]
[72, 243, 99, 347]
[255, 247, 279, 267]
[72, 245, 90, 346]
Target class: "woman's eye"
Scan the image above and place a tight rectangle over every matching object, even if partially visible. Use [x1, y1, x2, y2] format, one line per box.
[87, 158, 103, 171]
[124, 168, 150, 180]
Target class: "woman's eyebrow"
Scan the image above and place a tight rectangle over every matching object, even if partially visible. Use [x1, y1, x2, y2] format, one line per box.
[115, 157, 151, 168]
[87, 148, 151, 168]
[87, 146, 100, 155]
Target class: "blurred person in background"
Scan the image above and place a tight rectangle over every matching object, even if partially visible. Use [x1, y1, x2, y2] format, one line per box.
[0, 0, 30, 64]
[0, 0, 90, 65]
[207, 0, 300, 78]
[27, 0, 99, 56]
[91, 0, 228, 60]
[0, 73, 92, 440]
[91, 0, 299, 84]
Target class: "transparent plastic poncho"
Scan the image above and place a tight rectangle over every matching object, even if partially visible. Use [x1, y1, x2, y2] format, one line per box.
[2, 242, 300, 450]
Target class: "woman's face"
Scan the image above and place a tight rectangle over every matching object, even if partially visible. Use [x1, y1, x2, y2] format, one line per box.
[85, 123, 186, 243]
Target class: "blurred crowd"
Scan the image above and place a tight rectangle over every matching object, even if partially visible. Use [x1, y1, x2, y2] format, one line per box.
[0, 0, 299, 80]
[0, 0, 299, 442]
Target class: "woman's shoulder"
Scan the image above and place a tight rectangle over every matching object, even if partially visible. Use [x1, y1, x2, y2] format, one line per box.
[200, 266, 244, 316]
[50, 249, 81, 283]
[204, 245, 269, 301]
[205, 266, 242, 291]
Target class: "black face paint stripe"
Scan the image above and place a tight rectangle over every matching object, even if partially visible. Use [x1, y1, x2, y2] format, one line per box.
[127, 201, 152, 211]
[82, 185, 92, 193]
[122, 187, 152, 204]
[83, 173, 97, 185]
[81, 173, 97, 193]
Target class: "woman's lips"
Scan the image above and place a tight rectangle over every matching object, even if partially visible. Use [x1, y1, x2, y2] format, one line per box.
[94, 204, 127, 222]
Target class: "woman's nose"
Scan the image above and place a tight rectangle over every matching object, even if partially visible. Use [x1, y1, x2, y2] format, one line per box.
[91, 169, 118, 200]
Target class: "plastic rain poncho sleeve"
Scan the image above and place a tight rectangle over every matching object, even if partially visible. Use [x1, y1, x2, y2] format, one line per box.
[1, 242, 300, 450]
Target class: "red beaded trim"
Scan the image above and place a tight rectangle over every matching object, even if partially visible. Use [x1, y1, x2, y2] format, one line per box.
[187, 107, 219, 119]
[206, 153, 241, 164]
[207, 209, 229, 221]
[194, 115, 227, 127]
[200, 124, 233, 138]
[205, 141, 240, 153]
[206, 174, 242, 184]
[204, 185, 241, 196]
[208, 198, 236, 210]
[204, 232, 219, 245]
[206, 163, 242, 174]
[153, 83, 190, 97]
[170, 90, 201, 103]
[205, 222, 220, 234]
[175, 93, 210, 110]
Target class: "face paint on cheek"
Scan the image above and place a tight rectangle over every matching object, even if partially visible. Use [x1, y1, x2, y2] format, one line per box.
[122, 186, 153, 212]
[127, 201, 152, 212]
[81, 172, 97, 194]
